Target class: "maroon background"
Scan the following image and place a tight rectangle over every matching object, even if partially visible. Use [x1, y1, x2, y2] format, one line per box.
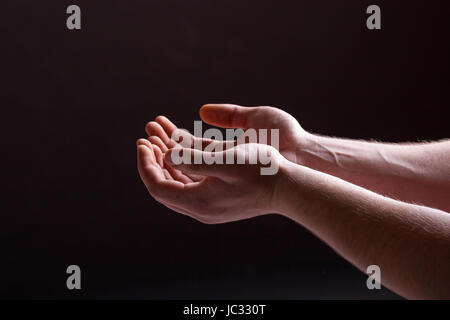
[1, 0, 449, 298]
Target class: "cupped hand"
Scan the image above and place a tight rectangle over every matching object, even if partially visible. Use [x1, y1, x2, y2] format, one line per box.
[145, 104, 310, 163]
[137, 140, 285, 224]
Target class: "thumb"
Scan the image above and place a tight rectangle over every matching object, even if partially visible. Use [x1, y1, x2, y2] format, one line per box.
[165, 148, 238, 179]
[199, 104, 255, 129]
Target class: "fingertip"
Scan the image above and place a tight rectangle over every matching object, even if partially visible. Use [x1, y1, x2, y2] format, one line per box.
[145, 121, 153, 136]
[137, 141, 159, 167]
[137, 138, 151, 147]
[146, 120, 163, 134]
[146, 121, 156, 131]
[152, 142, 163, 153]
[148, 135, 169, 152]
[199, 104, 218, 120]
[137, 143, 152, 155]
[199, 104, 208, 118]
[202, 103, 225, 107]
[155, 115, 169, 130]
[200, 104, 243, 126]
[155, 115, 166, 123]
[137, 144, 146, 153]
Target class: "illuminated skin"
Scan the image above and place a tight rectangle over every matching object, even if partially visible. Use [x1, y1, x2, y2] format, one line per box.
[147, 104, 450, 212]
[137, 104, 450, 299]
[137, 141, 282, 223]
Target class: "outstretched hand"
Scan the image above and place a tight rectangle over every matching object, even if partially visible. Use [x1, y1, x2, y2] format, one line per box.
[145, 104, 309, 163]
[137, 139, 285, 224]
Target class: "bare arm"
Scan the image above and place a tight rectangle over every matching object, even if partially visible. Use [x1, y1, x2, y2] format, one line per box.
[158, 104, 450, 212]
[147, 105, 450, 211]
[275, 160, 450, 299]
[137, 137, 450, 299]
[298, 136, 450, 212]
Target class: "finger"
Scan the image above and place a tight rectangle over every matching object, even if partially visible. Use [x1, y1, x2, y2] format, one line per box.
[176, 128, 238, 152]
[155, 115, 178, 138]
[154, 117, 214, 150]
[155, 128, 232, 182]
[154, 116, 193, 149]
[152, 143, 194, 183]
[202, 138, 238, 150]
[199, 104, 256, 129]
[144, 131, 203, 182]
[137, 145, 188, 203]
[136, 138, 152, 149]
[137, 140, 161, 171]
[174, 130, 234, 151]
[152, 143, 165, 168]
[145, 121, 172, 146]
[165, 148, 238, 180]
[154, 115, 237, 150]
[137, 144, 165, 185]
[148, 136, 168, 153]
[170, 128, 196, 148]
[163, 159, 195, 184]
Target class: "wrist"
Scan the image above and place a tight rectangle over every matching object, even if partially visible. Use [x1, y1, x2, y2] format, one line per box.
[272, 158, 307, 218]
[295, 133, 344, 175]
[294, 131, 320, 166]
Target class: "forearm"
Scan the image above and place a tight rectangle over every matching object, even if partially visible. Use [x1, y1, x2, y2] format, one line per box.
[297, 134, 450, 211]
[274, 160, 450, 299]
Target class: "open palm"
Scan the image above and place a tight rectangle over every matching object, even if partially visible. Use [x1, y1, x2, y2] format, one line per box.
[137, 139, 283, 223]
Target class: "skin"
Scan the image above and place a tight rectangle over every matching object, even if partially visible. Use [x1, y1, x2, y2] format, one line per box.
[147, 104, 450, 212]
[137, 104, 450, 299]
[137, 140, 280, 223]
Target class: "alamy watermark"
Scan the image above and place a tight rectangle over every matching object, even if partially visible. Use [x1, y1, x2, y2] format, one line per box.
[366, 265, 382, 290]
[66, 265, 81, 290]
[169, 121, 280, 175]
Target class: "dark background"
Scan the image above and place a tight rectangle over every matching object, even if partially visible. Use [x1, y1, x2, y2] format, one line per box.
[1, 0, 449, 299]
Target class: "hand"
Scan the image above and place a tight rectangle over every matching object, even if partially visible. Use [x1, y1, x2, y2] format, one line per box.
[145, 104, 310, 163]
[137, 139, 285, 224]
